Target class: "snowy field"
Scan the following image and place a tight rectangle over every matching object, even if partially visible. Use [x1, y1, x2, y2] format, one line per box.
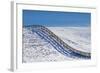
[22, 26, 91, 63]
[48, 27, 91, 53]
[22, 28, 73, 63]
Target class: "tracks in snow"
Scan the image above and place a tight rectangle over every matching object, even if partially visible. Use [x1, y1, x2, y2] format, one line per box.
[24, 25, 91, 59]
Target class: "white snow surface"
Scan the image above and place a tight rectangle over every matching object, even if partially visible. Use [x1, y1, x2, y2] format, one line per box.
[22, 28, 73, 63]
[48, 27, 91, 53]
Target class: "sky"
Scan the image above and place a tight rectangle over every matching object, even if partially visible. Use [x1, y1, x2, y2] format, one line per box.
[23, 10, 91, 27]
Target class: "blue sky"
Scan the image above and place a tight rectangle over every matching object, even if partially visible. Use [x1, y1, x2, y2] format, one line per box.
[23, 10, 91, 27]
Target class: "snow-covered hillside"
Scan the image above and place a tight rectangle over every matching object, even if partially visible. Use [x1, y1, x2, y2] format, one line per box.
[22, 28, 73, 63]
[22, 26, 91, 63]
[48, 27, 91, 53]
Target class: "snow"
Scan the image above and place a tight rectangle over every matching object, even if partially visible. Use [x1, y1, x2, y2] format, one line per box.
[22, 26, 91, 63]
[47, 27, 91, 53]
[22, 28, 73, 63]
